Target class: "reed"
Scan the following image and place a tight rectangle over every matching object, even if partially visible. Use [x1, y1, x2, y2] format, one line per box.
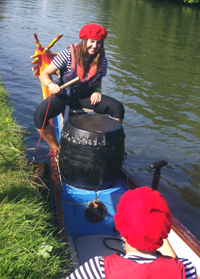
[0, 79, 72, 278]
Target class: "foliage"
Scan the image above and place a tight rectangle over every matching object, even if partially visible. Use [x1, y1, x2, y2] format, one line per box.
[183, 0, 199, 4]
[0, 198, 71, 279]
[0, 79, 72, 278]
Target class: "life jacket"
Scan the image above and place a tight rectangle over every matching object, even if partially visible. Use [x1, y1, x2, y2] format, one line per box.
[104, 254, 186, 279]
[58, 44, 103, 95]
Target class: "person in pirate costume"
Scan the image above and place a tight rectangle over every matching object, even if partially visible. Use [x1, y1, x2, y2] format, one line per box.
[64, 187, 197, 279]
[34, 23, 125, 151]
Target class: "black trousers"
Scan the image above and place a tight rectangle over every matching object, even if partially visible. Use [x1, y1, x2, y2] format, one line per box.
[34, 93, 125, 129]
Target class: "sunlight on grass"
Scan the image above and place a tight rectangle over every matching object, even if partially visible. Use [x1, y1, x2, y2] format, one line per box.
[0, 198, 71, 279]
[0, 79, 72, 278]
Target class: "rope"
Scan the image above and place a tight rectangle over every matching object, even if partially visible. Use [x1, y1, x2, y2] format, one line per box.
[34, 94, 56, 161]
[54, 200, 90, 207]
[54, 199, 101, 207]
[103, 237, 125, 254]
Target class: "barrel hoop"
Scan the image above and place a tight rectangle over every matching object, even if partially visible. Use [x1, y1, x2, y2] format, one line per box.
[61, 131, 124, 146]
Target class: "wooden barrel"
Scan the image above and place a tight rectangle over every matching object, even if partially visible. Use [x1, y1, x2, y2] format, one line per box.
[59, 114, 125, 190]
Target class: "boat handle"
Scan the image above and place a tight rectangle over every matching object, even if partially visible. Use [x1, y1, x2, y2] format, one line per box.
[150, 160, 168, 190]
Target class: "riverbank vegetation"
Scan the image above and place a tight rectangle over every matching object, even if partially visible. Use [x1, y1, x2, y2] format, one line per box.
[160, 0, 199, 5]
[0, 79, 72, 278]
[175, 0, 199, 4]
[183, 0, 199, 3]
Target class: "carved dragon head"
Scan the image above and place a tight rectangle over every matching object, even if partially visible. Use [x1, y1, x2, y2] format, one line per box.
[31, 32, 63, 77]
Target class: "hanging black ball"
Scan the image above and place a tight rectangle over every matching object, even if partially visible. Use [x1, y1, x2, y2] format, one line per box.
[85, 198, 107, 223]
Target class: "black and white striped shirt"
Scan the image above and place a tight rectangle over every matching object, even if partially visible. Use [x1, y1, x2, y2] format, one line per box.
[65, 253, 197, 279]
[51, 46, 108, 76]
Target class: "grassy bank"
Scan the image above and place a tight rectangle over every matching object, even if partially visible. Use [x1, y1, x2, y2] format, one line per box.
[0, 79, 72, 278]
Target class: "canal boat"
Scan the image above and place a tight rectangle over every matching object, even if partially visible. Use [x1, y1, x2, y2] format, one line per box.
[31, 33, 200, 277]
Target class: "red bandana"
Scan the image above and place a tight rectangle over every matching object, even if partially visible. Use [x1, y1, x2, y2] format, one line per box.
[114, 186, 172, 251]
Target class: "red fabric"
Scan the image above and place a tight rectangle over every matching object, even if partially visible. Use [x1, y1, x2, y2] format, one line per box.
[104, 254, 186, 279]
[114, 187, 172, 251]
[79, 23, 107, 41]
[69, 44, 102, 82]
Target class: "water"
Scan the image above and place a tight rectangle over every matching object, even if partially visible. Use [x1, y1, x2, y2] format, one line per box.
[0, 0, 200, 240]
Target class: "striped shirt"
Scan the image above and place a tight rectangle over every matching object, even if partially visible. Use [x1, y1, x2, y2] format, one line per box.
[65, 253, 197, 279]
[51, 46, 108, 76]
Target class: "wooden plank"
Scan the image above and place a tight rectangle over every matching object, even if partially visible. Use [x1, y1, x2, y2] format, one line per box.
[49, 152, 74, 275]
[171, 216, 200, 258]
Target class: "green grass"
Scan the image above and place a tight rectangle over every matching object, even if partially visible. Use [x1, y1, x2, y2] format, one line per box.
[0, 198, 71, 279]
[0, 79, 72, 278]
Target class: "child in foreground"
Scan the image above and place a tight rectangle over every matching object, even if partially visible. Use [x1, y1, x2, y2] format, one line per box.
[65, 186, 197, 279]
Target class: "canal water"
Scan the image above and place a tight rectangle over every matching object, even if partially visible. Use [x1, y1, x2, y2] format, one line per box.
[0, 0, 200, 240]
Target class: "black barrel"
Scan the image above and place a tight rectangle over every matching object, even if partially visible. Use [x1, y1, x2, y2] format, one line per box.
[59, 114, 125, 190]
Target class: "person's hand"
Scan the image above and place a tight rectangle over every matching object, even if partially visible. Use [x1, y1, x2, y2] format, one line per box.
[90, 92, 102, 105]
[47, 82, 61, 94]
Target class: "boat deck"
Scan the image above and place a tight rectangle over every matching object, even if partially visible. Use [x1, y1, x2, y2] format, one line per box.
[68, 234, 125, 269]
[66, 229, 200, 274]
